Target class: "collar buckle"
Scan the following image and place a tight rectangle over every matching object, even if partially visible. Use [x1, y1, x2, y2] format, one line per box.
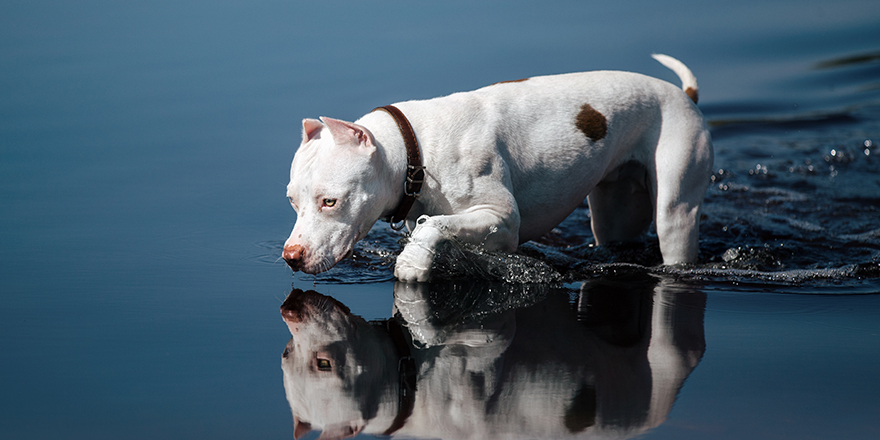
[404, 164, 426, 197]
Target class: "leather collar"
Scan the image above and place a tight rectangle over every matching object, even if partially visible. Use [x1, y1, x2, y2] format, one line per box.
[373, 105, 426, 230]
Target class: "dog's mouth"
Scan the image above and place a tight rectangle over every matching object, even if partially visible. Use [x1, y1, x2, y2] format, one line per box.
[288, 225, 361, 274]
[298, 247, 355, 275]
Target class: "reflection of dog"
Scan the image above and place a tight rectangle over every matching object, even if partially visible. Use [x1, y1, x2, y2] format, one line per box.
[280, 280, 705, 439]
[282, 55, 713, 281]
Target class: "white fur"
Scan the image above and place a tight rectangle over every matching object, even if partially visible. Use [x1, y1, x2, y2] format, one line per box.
[284, 55, 713, 281]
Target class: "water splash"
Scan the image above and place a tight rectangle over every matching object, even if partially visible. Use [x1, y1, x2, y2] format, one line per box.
[430, 238, 563, 284]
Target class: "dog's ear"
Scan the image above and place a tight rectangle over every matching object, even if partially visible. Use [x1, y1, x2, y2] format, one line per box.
[320, 117, 375, 151]
[302, 118, 324, 142]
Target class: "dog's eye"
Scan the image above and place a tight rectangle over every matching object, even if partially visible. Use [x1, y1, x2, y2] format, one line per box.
[316, 358, 332, 371]
[322, 198, 337, 208]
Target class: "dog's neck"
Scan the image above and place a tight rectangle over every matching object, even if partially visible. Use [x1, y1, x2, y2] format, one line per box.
[372, 105, 425, 228]
[356, 108, 422, 227]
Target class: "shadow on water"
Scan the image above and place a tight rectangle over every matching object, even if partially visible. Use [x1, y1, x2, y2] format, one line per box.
[279, 276, 706, 440]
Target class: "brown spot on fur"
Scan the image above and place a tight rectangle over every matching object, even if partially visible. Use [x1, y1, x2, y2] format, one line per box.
[685, 87, 699, 104]
[491, 78, 529, 86]
[575, 104, 607, 141]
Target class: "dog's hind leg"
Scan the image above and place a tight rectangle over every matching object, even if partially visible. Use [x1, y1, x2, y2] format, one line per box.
[587, 160, 654, 245]
[653, 127, 713, 265]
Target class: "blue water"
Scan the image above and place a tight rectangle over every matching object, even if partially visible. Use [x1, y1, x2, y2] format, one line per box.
[1, 1, 879, 439]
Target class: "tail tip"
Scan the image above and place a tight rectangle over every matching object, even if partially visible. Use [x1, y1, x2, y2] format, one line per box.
[651, 54, 699, 104]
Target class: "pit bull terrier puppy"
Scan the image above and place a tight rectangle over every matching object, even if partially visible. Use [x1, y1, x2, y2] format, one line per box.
[283, 55, 713, 281]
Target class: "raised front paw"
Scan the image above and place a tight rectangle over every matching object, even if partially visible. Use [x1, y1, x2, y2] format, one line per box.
[394, 240, 435, 282]
[394, 216, 444, 282]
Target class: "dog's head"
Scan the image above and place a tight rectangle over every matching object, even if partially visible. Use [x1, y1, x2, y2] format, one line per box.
[283, 117, 393, 274]
[280, 289, 399, 439]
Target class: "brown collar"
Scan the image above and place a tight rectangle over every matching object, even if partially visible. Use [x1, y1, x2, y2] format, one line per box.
[373, 105, 426, 230]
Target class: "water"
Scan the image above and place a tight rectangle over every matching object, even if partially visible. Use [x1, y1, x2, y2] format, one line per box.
[1, 1, 879, 439]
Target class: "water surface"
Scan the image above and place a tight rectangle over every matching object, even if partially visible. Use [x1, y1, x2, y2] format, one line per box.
[1, 1, 879, 439]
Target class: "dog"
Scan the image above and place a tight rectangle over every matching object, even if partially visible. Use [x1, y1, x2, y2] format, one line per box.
[280, 280, 706, 439]
[283, 55, 713, 281]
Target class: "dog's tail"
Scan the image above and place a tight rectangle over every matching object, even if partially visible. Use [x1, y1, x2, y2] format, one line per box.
[652, 54, 699, 104]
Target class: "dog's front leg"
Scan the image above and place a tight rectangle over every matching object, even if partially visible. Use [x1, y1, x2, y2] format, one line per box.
[394, 218, 445, 282]
[394, 207, 519, 282]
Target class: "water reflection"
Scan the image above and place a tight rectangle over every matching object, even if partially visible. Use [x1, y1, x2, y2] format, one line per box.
[280, 277, 705, 439]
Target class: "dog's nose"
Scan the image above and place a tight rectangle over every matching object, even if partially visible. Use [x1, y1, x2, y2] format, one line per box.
[282, 244, 305, 271]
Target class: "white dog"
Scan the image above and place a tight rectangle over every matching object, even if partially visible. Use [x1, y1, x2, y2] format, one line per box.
[283, 55, 713, 281]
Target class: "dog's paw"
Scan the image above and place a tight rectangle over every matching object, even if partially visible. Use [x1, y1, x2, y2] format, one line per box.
[394, 217, 445, 282]
[394, 240, 435, 282]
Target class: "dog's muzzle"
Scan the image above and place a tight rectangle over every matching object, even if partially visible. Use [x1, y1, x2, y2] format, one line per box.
[282, 244, 305, 271]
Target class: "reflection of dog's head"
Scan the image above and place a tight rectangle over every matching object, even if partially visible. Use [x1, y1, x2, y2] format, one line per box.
[280, 289, 400, 439]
